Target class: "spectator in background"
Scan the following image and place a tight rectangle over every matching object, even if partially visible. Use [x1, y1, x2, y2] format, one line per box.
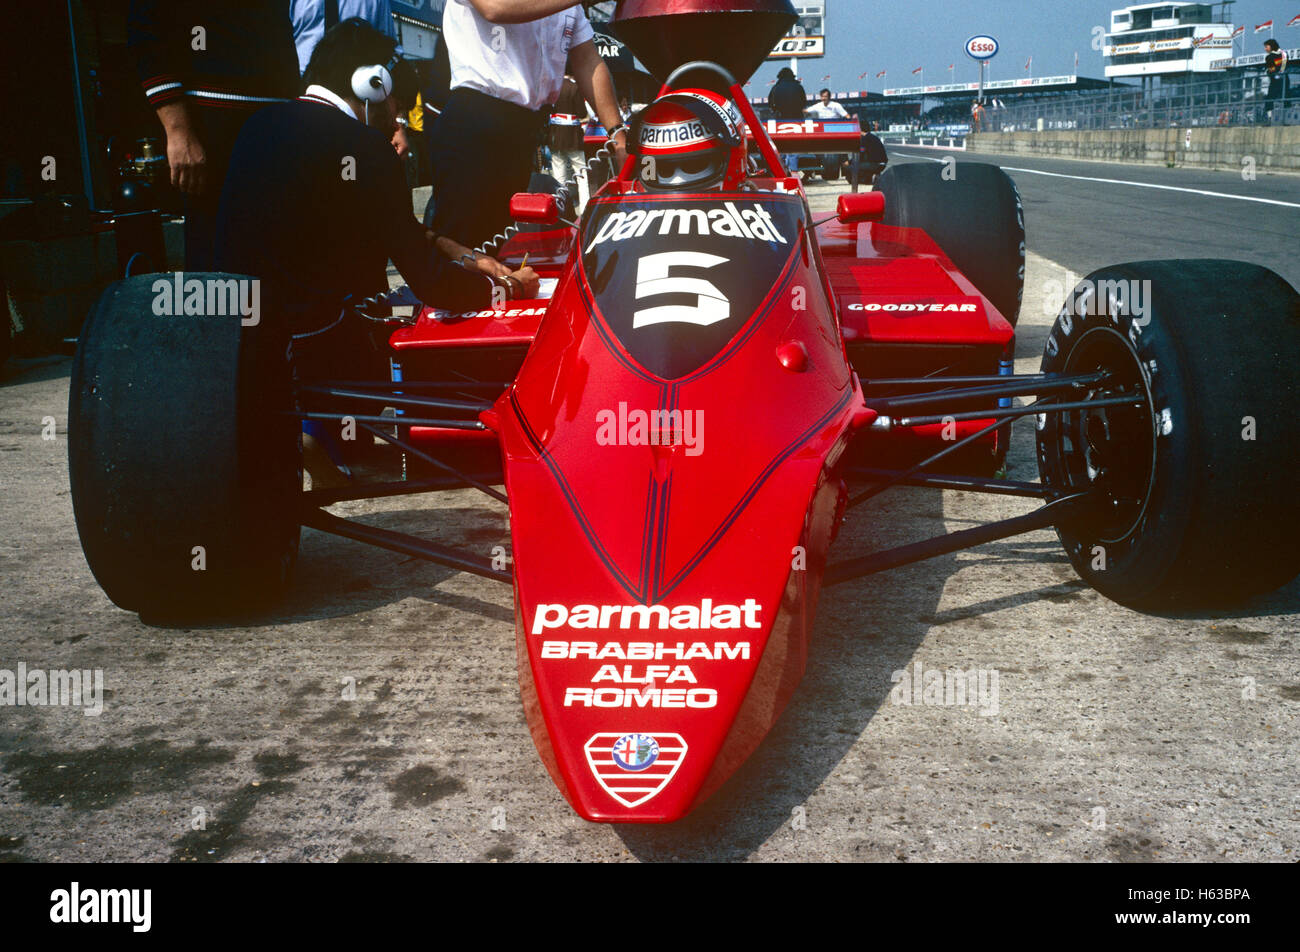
[290, 0, 411, 157]
[430, 0, 626, 258]
[127, 0, 299, 269]
[549, 72, 589, 215]
[1264, 39, 1289, 124]
[769, 67, 806, 119]
[805, 88, 849, 120]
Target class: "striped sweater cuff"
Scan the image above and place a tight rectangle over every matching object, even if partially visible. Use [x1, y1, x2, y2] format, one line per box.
[142, 74, 185, 107]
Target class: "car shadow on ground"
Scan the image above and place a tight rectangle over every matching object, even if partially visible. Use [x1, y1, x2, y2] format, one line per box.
[613, 487, 952, 861]
[0, 355, 73, 387]
[141, 505, 514, 630]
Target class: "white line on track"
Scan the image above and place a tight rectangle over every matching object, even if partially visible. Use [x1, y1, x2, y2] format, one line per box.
[891, 149, 1300, 209]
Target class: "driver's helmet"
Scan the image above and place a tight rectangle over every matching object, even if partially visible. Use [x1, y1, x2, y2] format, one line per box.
[629, 88, 745, 192]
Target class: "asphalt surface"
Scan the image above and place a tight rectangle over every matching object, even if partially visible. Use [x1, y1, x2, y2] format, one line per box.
[1, 151, 1297, 862]
[889, 145, 1300, 289]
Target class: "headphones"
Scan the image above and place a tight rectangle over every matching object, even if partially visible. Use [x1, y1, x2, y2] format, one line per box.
[350, 52, 401, 104]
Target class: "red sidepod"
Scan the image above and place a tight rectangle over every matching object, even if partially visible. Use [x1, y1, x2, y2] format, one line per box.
[491, 190, 864, 821]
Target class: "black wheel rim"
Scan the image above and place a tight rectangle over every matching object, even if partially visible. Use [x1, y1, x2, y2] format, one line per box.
[1052, 326, 1157, 544]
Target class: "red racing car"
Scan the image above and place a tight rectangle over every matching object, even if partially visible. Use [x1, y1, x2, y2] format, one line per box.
[68, 0, 1300, 823]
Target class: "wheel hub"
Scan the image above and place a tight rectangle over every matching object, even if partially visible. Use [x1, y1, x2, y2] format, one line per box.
[1053, 327, 1156, 544]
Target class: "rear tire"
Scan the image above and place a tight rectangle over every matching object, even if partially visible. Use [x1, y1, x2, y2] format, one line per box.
[875, 161, 1025, 328]
[851, 134, 888, 186]
[69, 274, 301, 618]
[1037, 260, 1300, 608]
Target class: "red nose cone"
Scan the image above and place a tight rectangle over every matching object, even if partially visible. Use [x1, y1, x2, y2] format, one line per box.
[613, 0, 798, 85]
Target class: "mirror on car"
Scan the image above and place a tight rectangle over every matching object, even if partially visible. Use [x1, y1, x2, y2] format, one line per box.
[510, 193, 561, 226]
[837, 191, 886, 224]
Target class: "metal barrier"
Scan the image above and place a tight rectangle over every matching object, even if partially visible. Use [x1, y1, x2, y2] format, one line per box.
[984, 72, 1296, 131]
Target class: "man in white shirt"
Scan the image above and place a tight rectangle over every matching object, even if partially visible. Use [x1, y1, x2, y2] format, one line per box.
[429, 0, 627, 253]
[804, 88, 849, 120]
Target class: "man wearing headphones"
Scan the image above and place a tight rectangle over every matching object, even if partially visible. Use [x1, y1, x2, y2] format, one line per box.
[430, 0, 628, 253]
[290, 0, 413, 158]
[214, 21, 537, 342]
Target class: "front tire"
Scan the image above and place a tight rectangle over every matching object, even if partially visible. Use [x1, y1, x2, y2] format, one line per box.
[1037, 260, 1300, 608]
[69, 274, 301, 618]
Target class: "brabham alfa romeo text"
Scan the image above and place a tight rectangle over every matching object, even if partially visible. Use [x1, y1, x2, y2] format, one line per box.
[532, 600, 762, 634]
[540, 641, 752, 659]
[543, 643, 752, 710]
[586, 203, 787, 252]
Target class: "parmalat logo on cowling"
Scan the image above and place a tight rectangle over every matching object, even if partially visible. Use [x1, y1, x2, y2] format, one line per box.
[532, 599, 762, 635]
[586, 203, 786, 251]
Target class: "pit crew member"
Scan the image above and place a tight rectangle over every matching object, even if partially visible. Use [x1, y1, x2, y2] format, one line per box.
[214, 20, 537, 340]
[127, 0, 300, 269]
[804, 88, 849, 120]
[429, 0, 628, 256]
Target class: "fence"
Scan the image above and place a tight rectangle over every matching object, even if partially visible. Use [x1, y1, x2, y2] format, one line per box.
[985, 72, 1297, 132]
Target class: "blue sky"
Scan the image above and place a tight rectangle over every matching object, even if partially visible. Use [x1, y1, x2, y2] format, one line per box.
[744, 0, 1297, 92]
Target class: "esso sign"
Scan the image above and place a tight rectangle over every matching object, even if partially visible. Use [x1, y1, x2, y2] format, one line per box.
[966, 35, 999, 61]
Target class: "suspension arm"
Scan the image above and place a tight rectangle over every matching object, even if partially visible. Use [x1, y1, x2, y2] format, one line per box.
[824, 492, 1091, 586]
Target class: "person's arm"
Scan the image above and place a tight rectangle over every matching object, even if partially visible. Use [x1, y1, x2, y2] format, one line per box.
[155, 101, 207, 194]
[378, 146, 492, 310]
[128, 0, 207, 194]
[392, 123, 411, 157]
[570, 40, 627, 167]
[379, 144, 537, 308]
[466, 0, 582, 25]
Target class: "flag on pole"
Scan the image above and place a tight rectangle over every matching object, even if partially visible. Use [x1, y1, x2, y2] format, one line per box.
[859, 70, 869, 79]
[821, 74, 831, 81]
[1254, 20, 1273, 33]
[1025, 56, 1032, 71]
[912, 66, 923, 74]
[1074, 51, 1079, 71]
[1288, 14, 1300, 28]
[877, 69, 887, 78]
[1231, 25, 1245, 37]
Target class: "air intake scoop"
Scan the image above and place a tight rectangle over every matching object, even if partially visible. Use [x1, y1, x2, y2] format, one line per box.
[612, 0, 798, 86]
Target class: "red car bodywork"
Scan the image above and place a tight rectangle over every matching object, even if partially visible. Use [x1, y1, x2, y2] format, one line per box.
[389, 171, 1010, 820]
[385, 0, 1012, 821]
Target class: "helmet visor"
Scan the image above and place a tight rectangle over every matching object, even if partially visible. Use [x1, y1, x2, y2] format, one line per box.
[644, 147, 728, 191]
